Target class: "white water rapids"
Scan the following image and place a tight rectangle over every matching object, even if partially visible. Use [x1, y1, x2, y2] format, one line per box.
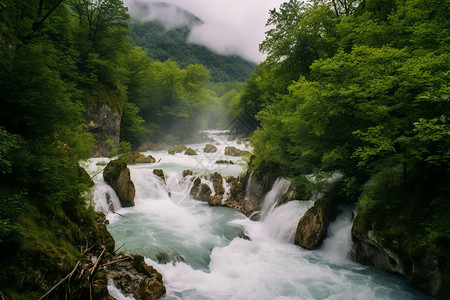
[86, 131, 432, 300]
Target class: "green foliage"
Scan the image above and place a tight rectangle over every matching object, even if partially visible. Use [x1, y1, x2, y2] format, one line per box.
[239, 0, 450, 265]
[129, 20, 256, 82]
[0, 0, 128, 297]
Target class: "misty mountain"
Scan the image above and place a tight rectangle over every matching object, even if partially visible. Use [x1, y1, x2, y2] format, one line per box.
[128, 2, 256, 82]
[127, 1, 204, 28]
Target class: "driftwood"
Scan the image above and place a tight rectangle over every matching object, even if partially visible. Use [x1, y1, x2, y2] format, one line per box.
[100, 256, 131, 268]
[88, 247, 106, 278]
[39, 261, 80, 300]
[38, 243, 136, 300]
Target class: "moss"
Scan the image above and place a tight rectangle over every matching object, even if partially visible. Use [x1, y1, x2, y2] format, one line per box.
[119, 151, 155, 164]
[184, 147, 197, 155]
[0, 194, 109, 299]
[96, 161, 107, 166]
[83, 86, 125, 114]
[78, 165, 95, 188]
[103, 159, 127, 185]
[168, 144, 187, 155]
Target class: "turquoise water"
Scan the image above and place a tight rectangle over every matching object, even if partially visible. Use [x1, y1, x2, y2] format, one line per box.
[88, 131, 434, 300]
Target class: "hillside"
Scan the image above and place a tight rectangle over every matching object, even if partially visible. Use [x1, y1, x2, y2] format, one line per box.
[128, 4, 257, 82]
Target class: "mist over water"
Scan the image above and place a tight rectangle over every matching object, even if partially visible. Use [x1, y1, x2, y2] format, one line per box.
[88, 131, 433, 300]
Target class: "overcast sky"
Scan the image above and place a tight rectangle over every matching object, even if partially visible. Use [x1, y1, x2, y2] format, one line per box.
[123, 0, 286, 63]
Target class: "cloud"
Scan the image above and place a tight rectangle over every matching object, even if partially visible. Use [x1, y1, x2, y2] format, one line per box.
[123, 0, 285, 63]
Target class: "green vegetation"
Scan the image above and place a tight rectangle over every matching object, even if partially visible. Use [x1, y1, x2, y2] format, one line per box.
[0, 0, 249, 295]
[0, 0, 125, 297]
[231, 0, 449, 264]
[129, 20, 257, 82]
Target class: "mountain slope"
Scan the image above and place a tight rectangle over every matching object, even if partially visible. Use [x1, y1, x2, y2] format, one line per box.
[128, 3, 256, 82]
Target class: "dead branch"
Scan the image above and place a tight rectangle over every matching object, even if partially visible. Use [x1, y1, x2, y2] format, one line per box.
[99, 256, 131, 268]
[114, 242, 126, 254]
[88, 247, 106, 278]
[39, 261, 80, 300]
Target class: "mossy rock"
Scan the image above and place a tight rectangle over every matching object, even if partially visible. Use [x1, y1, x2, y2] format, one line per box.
[216, 160, 234, 164]
[224, 146, 244, 156]
[168, 144, 187, 155]
[184, 148, 197, 156]
[119, 151, 156, 164]
[103, 159, 135, 207]
[204, 144, 218, 153]
[153, 169, 165, 181]
[182, 169, 194, 177]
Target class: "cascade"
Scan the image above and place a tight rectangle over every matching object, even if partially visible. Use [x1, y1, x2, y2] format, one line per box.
[259, 177, 291, 219]
[88, 131, 433, 300]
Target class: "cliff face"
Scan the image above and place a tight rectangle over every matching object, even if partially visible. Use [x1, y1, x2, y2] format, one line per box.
[84, 103, 122, 157]
[352, 217, 450, 299]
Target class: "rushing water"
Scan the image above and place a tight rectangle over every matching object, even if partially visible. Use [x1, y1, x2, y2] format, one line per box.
[87, 131, 433, 300]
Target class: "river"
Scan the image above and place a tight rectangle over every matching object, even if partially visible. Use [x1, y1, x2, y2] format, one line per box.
[86, 131, 432, 300]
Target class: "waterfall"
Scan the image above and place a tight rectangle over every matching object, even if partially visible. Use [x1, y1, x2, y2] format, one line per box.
[259, 178, 291, 219]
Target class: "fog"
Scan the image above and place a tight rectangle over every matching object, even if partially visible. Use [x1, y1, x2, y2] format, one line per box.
[123, 0, 286, 63]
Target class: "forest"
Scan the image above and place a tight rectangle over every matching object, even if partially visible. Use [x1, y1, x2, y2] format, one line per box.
[0, 0, 246, 297]
[0, 0, 449, 298]
[229, 0, 450, 280]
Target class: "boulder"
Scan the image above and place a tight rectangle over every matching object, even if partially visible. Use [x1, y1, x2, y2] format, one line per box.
[198, 184, 212, 202]
[190, 177, 202, 198]
[224, 146, 243, 156]
[191, 181, 212, 202]
[168, 144, 187, 155]
[182, 169, 194, 177]
[107, 254, 166, 300]
[120, 151, 156, 164]
[103, 159, 135, 207]
[153, 169, 165, 181]
[211, 172, 225, 196]
[204, 144, 218, 153]
[294, 196, 339, 250]
[184, 147, 197, 156]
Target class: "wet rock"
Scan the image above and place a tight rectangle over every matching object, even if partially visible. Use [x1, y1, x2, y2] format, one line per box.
[294, 196, 339, 250]
[103, 159, 135, 207]
[91, 269, 110, 299]
[190, 177, 202, 197]
[153, 169, 165, 181]
[209, 195, 223, 206]
[224, 146, 243, 156]
[120, 151, 156, 164]
[184, 147, 197, 156]
[211, 172, 225, 195]
[204, 144, 218, 153]
[155, 252, 185, 264]
[182, 169, 194, 177]
[107, 254, 166, 300]
[168, 144, 187, 155]
[216, 160, 234, 164]
[197, 184, 212, 202]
